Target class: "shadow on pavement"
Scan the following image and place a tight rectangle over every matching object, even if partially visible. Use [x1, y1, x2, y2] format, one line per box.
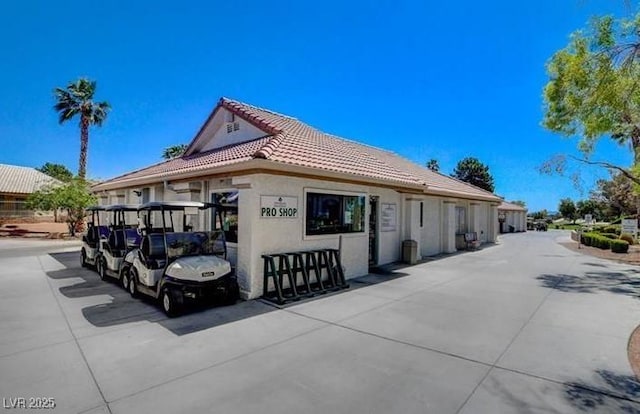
[537, 272, 640, 298]
[564, 370, 640, 413]
[46, 252, 277, 336]
[46, 251, 414, 335]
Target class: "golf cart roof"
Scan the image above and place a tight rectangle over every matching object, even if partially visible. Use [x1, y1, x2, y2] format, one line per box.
[138, 201, 213, 211]
[105, 204, 139, 212]
[86, 205, 108, 212]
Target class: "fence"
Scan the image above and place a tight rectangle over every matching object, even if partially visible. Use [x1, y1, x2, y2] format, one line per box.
[0, 200, 57, 219]
[0, 200, 32, 218]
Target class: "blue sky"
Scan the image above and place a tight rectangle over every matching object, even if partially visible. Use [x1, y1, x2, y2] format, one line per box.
[0, 0, 635, 212]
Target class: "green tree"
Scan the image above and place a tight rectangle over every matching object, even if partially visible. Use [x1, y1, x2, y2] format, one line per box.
[54, 78, 110, 179]
[558, 198, 578, 223]
[531, 210, 548, 220]
[451, 157, 495, 192]
[26, 179, 96, 236]
[542, 13, 640, 184]
[576, 199, 604, 221]
[591, 172, 639, 219]
[426, 158, 440, 172]
[162, 144, 188, 159]
[37, 162, 73, 182]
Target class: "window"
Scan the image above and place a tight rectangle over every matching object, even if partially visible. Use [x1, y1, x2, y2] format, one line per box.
[455, 206, 466, 234]
[226, 124, 233, 133]
[212, 191, 238, 243]
[420, 202, 424, 228]
[306, 192, 365, 235]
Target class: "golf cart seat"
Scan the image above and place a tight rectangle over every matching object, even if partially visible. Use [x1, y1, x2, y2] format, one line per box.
[106, 229, 141, 257]
[124, 228, 141, 249]
[141, 234, 166, 269]
[84, 225, 110, 248]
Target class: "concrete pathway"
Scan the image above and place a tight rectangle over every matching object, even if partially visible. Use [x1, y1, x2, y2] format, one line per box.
[1, 231, 639, 413]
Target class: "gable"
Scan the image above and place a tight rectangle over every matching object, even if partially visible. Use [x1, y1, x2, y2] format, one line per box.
[188, 107, 271, 154]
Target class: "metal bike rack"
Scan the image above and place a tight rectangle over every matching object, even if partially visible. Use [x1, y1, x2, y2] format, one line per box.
[262, 249, 349, 305]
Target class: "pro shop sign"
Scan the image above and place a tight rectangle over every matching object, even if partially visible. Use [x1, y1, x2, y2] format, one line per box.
[260, 196, 298, 218]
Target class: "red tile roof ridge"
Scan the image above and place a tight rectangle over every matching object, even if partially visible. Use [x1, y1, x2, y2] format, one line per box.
[100, 157, 177, 184]
[220, 97, 297, 120]
[253, 132, 287, 159]
[429, 169, 500, 197]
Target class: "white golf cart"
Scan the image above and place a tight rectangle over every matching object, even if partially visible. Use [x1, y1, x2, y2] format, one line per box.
[81, 205, 110, 268]
[96, 204, 141, 283]
[121, 201, 239, 316]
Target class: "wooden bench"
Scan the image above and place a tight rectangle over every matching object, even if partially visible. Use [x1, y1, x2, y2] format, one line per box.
[464, 232, 481, 250]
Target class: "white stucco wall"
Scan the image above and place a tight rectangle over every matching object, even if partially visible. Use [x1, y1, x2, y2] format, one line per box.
[196, 108, 269, 153]
[420, 197, 442, 256]
[231, 174, 404, 299]
[100, 171, 501, 300]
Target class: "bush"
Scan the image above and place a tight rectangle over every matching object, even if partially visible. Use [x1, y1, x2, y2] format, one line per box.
[581, 232, 611, 249]
[611, 239, 630, 253]
[620, 233, 636, 245]
[600, 233, 619, 240]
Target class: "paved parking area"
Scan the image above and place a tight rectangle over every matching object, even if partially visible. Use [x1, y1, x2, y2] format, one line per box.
[1, 232, 640, 413]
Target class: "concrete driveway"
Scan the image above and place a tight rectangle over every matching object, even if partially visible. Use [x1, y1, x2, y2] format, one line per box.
[1, 232, 639, 413]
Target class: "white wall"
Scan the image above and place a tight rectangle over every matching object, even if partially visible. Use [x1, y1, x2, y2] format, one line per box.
[420, 196, 442, 256]
[229, 174, 404, 299]
[105, 172, 500, 299]
[196, 108, 269, 153]
[372, 188, 403, 265]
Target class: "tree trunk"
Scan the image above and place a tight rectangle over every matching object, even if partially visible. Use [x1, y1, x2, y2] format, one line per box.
[78, 115, 89, 179]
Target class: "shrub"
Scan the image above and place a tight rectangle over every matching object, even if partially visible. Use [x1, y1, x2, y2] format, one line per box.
[620, 233, 635, 245]
[581, 232, 611, 249]
[611, 239, 630, 253]
[600, 233, 619, 240]
[602, 226, 621, 235]
[595, 235, 611, 249]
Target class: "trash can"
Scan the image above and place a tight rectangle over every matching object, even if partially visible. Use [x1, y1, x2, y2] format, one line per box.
[402, 240, 418, 264]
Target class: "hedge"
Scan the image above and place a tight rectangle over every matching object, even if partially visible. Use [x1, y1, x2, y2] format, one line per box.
[611, 239, 630, 253]
[593, 226, 621, 235]
[580, 233, 611, 249]
[600, 233, 619, 240]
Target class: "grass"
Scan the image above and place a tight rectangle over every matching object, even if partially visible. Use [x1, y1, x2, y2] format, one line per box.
[549, 223, 581, 230]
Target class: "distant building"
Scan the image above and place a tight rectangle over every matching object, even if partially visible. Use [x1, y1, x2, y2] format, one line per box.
[0, 163, 60, 217]
[497, 201, 527, 233]
[93, 98, 504, 299]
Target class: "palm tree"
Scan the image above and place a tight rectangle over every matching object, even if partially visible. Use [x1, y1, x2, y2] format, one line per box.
[162, 144, 188, 159]
[426, 158, 440, 172]
[53, 78, 110, 179]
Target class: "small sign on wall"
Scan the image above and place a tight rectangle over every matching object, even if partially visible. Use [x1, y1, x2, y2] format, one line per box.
[260, 196, 298, 218]
[380, 203, 397, 232]
[622, 218, 638, 236]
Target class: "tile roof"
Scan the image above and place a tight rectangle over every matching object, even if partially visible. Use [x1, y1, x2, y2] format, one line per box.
[94, 98, 502, 202]
[0, 164, 61, 194]
[498, 201, 527, 212]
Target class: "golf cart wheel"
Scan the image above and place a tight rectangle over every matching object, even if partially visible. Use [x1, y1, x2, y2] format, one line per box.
[128, 269, 139, 298]
[222, 280, 240, 306]
[120, 265, 130, 290]
[98, 257, 106, 281]
[161, 288, 180, 317]
[80, 250, 87, 268]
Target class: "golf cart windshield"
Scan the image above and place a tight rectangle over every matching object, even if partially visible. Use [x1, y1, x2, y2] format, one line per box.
[165, 230, 227, 259]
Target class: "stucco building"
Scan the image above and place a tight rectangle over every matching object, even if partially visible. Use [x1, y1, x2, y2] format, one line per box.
[497, 201, 527, 233]
[0, 163, 60, 218]
[93, 98, 503, 299]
